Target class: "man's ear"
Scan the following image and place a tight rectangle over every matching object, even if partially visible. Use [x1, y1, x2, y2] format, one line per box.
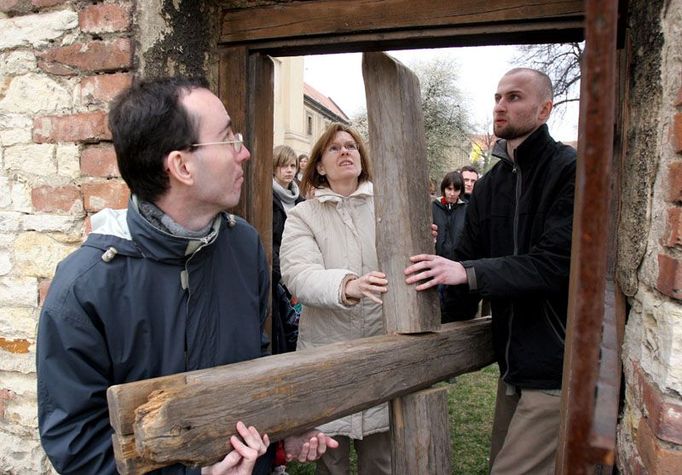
[165, 150, 194, 186]
[539, 99, 553, 122]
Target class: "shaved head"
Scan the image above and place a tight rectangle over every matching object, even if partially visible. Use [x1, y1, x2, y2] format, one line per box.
[503, 68, 554, 102]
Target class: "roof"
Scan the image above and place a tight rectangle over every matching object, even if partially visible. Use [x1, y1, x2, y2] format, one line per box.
[303, 82, 350, 122]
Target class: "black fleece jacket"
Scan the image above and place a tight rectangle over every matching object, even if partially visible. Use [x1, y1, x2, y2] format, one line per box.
[444, 124, 576, 390]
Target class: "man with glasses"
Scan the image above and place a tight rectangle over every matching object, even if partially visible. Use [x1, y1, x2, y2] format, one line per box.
[36, 77, 336, 475]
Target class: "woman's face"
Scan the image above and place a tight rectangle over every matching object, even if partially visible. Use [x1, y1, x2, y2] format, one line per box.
[299, 156, 308, 171]
[444, 185, 460, 204]
[317, 131, 362, 189]
[275, 160, 297, 188]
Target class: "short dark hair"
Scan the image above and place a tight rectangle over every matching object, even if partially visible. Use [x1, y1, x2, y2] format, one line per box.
[302, 122, 371, 194]
[108, 76, 209, 203]
[460, 165, 479, 177]
[440, 171, 463, 196]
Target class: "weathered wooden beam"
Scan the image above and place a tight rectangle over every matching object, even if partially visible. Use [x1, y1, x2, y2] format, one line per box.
[218, 0, 584, 49]
[363, 51, 439, 334]
[556, 0, 619, 474]
[107, 319, 494, 472]
[390, 387, 452, 474]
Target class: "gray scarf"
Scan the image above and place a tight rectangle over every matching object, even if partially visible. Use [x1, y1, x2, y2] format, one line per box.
[272, 178, 300, 215]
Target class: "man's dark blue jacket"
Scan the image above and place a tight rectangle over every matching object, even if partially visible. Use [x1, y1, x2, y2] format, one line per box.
[37, 198, 269, 474]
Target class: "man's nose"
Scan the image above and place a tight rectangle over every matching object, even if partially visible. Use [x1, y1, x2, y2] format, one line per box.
[240, 145, 251, 162]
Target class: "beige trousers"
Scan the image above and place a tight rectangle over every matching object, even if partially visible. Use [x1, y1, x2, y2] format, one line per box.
[314, 431, 391, 475]
[489, 379, 561, 475]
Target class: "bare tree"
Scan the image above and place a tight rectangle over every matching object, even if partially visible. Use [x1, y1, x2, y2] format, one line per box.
[513, 42, 583, 110]
[352, 56, 474, 183]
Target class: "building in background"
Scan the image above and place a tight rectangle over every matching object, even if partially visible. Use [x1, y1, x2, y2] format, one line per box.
[273, 57, 350, 157]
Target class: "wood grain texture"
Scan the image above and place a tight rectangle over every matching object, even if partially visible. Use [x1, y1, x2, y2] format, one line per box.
[391, 387, 452, 474]
[556, 0, 619, 474]
[219, 0, 583, 44]
[108, 319, 493, 469]
[362, 51, 440, 334]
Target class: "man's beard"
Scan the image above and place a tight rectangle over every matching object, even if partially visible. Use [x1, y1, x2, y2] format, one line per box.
[494, 122, 536, 140]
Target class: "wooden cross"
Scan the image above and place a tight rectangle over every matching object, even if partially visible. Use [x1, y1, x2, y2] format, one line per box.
[107, 52, 495, 474]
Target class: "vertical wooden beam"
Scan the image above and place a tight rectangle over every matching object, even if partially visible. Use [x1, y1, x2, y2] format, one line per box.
[556, 0, 618, 473]
[362, 51, 446, 475]
[390, 386, 452, 474]
[219, 48, 274, 346]
[362, 51, 440, 334]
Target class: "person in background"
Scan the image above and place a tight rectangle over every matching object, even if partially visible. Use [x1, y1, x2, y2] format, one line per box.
[460, 165, 480, 202]
[272, 145, 304, 355]
[431, 171, 468, 322]
[36, 77, 336, 475]
[295, 153, 309, 186]
[280, 123, 391, 475]
[404, 68, 576, 474]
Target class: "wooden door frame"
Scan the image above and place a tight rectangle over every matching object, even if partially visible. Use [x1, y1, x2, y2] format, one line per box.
[217, 0, 622, 472]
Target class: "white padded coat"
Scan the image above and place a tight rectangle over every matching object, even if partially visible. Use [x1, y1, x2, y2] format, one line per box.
[280, 181, 389, 439]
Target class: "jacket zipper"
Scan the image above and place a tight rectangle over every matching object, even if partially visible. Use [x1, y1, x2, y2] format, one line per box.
[502, 158, 522, 382]
[182, 235, 213, 371]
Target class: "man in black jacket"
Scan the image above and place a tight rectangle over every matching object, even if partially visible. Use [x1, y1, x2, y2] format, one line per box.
[405, 68, 576, 474]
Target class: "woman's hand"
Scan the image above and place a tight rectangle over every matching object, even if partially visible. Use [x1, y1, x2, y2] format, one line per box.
[284, 430, 339, 463]
[201, 421, 269, 475]
[344, 271, 388, 304]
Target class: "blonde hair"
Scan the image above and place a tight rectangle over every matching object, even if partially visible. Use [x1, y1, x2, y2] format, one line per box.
[273, 145, 298, 174]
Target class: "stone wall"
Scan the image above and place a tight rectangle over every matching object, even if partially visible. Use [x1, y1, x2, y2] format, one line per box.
[1, 0, 681, 473]
[0, 0, 219, 472]
[617, 0, 682, 472]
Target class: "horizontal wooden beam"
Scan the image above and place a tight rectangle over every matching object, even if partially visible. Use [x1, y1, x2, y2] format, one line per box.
[217, 0, 584, 54]
[107, 318, 494, 472]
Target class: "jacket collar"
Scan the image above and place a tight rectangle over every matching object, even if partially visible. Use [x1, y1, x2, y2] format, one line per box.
[87, 197, 222, 262]
[315, 180, 373, 203]
[492, 124, 554, 169]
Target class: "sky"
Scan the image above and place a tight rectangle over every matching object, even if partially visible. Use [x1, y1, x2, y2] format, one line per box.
[303, 45, 580, 142]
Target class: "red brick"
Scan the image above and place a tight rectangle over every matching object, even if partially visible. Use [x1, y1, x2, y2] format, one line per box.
[39, 278, 51, 306]
[81, 144, 120, 177]
[636, 418, 682, 475]
[32, 185, 81, 213]
[673, 113, 682, 153]
[33, 111, 111, 143]
[82, 180, 129, 212]
[80, 3, 131, 33]
[632, 363, 682, 445]
[662, 207, 682, 248]
[657, 254, 682, 300]
[80, 73, 132, 105]
[37, 39, 133, 76]
[0, 0, 20, 13]
[667, 161, 682, 202]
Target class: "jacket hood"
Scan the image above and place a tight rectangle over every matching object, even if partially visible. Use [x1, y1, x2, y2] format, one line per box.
[314, 180, 373, 203]
[85, 197, 222, 264]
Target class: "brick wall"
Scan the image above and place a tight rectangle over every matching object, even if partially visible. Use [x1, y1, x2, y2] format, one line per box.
[617, 0, 682, 471]
[0, 0, 133, 471]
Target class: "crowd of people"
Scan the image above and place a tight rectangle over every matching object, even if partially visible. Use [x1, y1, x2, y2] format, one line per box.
[36, 67, 575, 475]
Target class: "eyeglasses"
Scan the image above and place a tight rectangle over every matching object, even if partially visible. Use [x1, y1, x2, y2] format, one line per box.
[326, 142, 358, 154]
[191, 133, 244, 153]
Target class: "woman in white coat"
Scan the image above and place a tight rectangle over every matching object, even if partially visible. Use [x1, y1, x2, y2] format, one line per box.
[280, 123, 390, 475]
